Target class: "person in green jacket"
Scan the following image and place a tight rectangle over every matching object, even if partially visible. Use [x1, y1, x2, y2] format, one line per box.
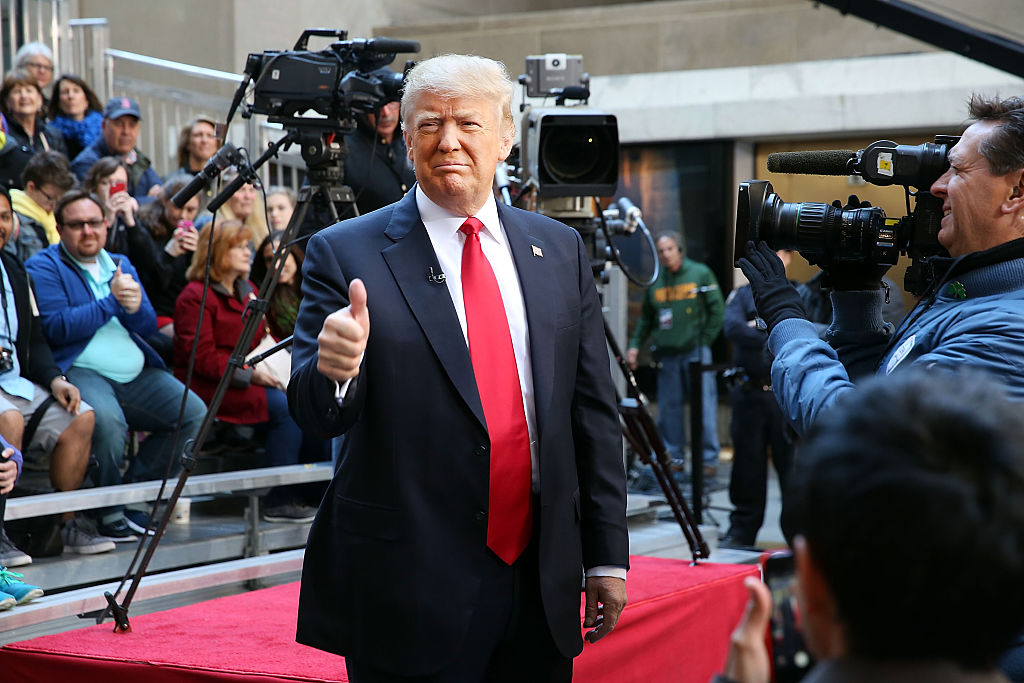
[627, 231, 724, 474]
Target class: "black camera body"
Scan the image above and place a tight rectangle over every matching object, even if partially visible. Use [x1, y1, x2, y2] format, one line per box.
[735, 136, 959, 296]
[243, 30, 418, 130]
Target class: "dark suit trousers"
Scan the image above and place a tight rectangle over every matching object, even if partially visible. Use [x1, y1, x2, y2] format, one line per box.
[344, 539, 573, 683]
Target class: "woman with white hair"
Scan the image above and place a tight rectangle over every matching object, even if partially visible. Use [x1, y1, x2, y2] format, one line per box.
[13, 42, 54, 94]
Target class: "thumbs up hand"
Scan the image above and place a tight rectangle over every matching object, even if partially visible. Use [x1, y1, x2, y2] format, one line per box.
[317, 278, 370, 382]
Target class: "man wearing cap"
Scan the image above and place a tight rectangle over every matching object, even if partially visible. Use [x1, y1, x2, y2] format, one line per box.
[70, 97, 162, 200]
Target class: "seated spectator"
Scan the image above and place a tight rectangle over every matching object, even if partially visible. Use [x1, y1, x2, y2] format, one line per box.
[265, 185, 296, 232]
[0, 436, 43, 609]
[175, 115, 220, 177]
[250, 230, 303, 341]
[173, 220, 313, 523]
[718, 368, 1024, 683]
[0, 184, 112, 566]
[134, 174, 200, 347]
[47, 74, 103, 160]
[25, 190, 206, 541]
[13, 42, 54, 101]
[195, 167, 268, 247]
[70, 97, 161, 200]
[84, 156, 138, 252]
[5, 150, 75, 262]
[0, 70, 67, 190]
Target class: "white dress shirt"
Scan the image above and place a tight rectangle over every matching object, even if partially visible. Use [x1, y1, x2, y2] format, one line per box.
[416, 186, 540, 482]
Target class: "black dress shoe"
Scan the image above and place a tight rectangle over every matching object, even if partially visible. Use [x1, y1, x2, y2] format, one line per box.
[719, 532, 757, 549]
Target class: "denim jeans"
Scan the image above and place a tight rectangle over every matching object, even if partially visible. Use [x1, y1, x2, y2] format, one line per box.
[655, 346, 720, 466]
[67, 366, 206, 520]
[263, 386, 306, 507]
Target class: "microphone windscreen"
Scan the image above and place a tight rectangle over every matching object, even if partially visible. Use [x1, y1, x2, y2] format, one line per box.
[767, 150, 855, 175]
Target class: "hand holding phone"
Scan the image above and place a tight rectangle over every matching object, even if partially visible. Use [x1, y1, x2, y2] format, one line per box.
[175, 220, 198, 252]
[762, 552, 814, 682]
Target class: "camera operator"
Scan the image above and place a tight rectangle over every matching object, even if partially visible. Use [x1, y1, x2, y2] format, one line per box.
[298, 67, 415, 237]
[739, 94, 1024, 436]
[340, 67, 415, 218]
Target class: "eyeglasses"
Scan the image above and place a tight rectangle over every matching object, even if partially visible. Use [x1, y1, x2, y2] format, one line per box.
[62, 219, 106, 231]
[26, 62, 53, 73]
[36, 187, 60, 205]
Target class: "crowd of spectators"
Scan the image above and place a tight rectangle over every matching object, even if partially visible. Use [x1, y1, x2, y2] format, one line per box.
[0, 43, 319, 609]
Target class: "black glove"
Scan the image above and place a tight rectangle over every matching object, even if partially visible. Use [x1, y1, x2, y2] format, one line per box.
[820, 195, 892, 291]
[737, 240, 807, 332]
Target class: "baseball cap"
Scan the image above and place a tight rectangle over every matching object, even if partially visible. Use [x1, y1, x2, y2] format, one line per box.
[104, 96, 142, 120]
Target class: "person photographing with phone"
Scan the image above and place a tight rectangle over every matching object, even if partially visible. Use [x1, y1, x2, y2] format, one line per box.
[716, 368, 1024, 683]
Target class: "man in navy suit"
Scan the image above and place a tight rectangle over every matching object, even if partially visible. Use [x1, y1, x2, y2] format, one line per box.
[288, 54, 628, 681]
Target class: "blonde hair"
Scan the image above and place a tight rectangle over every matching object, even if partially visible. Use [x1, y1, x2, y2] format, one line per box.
[400, 54, 515, 137]
[215, 168, 268, 247]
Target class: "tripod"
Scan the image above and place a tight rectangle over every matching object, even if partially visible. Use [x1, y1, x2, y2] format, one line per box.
[100, 125, 356, 632]
[605, 320, 709, 563]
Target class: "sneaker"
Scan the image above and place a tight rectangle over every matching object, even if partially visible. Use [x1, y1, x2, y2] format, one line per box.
[61, 518, 116, 555]
[0, 529, 31, 567]
[0, 567, 43, 604]
[262, 504, 317, 524]
[0, 591, 14, 610]
[124, 509, 155, 536]
[97, 517, 138, 542]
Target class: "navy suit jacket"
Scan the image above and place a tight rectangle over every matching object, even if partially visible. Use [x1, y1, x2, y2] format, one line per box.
[288, 189, 628, 675]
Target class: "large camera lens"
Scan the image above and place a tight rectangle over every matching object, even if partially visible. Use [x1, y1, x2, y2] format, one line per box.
[542, 125, 614, 182]
[524, 110, 618, 197]
[736, 180, 896, 267]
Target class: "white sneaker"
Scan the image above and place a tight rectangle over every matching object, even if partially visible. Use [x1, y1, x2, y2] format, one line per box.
[0, 529, 31, 567]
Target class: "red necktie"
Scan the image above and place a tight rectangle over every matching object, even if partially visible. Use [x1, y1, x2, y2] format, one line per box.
[459, 216, 532, 565]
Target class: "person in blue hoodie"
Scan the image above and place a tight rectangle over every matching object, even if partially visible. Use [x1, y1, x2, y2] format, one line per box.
[739, 94, 1024, 436]
[25, 189, 205, 542]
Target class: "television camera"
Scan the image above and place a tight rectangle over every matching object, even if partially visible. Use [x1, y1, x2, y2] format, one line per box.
[505, 53, 656, 288]
[736, 136, 960, 295]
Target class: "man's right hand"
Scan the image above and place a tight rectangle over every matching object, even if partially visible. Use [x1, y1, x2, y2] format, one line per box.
[721, 576, 773, 683]
[110, 263, 142, 314]
[317, 278, 370, 383]
[626, 347, 639, 370]
[737, 241, 807, 333]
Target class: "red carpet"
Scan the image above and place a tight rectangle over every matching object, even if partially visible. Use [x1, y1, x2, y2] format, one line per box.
[0, 556, 756, 682]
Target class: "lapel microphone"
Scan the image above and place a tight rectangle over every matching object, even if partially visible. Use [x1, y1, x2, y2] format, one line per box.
[427, 267, 446, 284]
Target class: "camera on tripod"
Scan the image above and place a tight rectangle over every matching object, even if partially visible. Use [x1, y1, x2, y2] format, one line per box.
[735, 136, 960, 295]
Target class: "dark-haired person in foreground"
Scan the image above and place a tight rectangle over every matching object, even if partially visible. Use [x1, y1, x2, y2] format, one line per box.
[717, 369, 1024, 683]
[739, 94, 1024, 435]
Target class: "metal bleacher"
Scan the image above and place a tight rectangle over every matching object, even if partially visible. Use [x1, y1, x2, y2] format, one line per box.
[1, 463, 334, 644]
[0, 0, 321, 643]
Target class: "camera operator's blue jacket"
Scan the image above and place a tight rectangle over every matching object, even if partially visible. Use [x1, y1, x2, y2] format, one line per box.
[24, 244, 164, 374]
[769, 237, 1024, 435]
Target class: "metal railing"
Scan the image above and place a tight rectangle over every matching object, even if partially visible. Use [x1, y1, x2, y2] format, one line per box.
[61, 15, 305, 186]
[0, 0, 68, 75]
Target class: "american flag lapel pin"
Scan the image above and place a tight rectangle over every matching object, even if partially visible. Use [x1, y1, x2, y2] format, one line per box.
[531, 245, 543, 258]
